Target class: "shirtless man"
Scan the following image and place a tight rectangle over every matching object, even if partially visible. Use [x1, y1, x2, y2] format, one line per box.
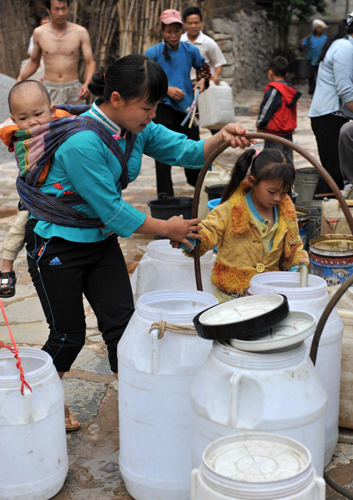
[18, 0, 96, 105]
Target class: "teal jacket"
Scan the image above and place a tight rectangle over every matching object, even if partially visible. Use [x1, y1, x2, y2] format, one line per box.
[33, 101, 206, 242]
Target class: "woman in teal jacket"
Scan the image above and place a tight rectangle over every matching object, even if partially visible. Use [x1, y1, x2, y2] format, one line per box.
[24, 54, 253, 430]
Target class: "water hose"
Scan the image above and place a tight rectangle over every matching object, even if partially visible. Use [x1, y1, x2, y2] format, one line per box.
[192, 132, 353, 291]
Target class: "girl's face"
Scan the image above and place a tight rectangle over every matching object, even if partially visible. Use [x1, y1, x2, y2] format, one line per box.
[250, 178, 289, 210]
[162, 23, 183, 48]
[111, 93, 158, 134]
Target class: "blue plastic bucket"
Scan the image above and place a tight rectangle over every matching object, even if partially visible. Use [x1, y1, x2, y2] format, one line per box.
[207, 198, 222, 211]
[309, 234, 353, 285]
[296, 207, 310, 249]
[206, 198, 221, 252]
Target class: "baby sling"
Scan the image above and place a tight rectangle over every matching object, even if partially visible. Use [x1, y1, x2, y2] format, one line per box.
[15, 104, 136, 228]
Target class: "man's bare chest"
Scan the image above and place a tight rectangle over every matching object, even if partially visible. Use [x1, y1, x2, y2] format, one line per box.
[40, 34, 81, 58]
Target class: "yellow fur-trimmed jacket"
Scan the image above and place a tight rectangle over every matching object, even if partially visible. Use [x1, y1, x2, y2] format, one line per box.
[194, 180, 309, 294]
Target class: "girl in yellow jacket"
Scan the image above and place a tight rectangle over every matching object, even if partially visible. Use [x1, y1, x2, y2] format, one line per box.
[182, 148, 309, 302]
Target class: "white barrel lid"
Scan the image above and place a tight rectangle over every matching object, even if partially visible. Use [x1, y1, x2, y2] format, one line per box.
[229, 310, 316, 352]
[204, 432, 311, 483]
[199, 294, 285, 326]
[146, 239, 213, 263]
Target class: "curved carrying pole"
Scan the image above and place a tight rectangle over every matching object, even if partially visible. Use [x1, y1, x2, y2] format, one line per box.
[192, 132, 353, 292]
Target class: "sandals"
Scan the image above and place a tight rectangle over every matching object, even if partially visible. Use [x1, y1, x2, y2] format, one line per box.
[0, 270, 17, 298]
[65, 405, 81, 432]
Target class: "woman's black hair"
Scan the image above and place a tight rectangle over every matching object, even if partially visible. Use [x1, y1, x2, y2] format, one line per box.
[88, 54, 168, 104]
[161, 22, 183, 61]
[319, 19, 353, 62]
[221, 148, 295, 203]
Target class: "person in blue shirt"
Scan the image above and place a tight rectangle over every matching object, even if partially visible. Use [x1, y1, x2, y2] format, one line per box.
[301, 19, 328, 95]
[309, 15, 353, 195]
[146, 9, 211, 196]
[23, 54, 253, 431]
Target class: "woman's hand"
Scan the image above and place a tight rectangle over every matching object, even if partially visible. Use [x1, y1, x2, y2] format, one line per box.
[168, 86, 186, 101]
[220, 123, 257, 149]
[165, 216, 201, 250]
[203, 123, 256, 159]
[194, 78, 206, 93]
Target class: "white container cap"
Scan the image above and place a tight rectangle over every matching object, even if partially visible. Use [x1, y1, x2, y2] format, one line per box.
[146, 239, 213, 263]
[229, 311, 316, 352]
[203, 432, 311, 483]
[199, 294, 285, 326]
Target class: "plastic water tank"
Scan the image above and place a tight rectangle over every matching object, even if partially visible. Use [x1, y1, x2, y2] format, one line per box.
[198, 81, 235, 130]
[130, 239, 216, 302]
[118, 290, 219, 500]
[0, 347, 68, 500]
[190, 341, 327, 477]
[249, 271, 343, 466]
[191, 433, 326, 500]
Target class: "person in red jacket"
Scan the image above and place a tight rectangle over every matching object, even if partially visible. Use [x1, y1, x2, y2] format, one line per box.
[257, 57, 301, 162]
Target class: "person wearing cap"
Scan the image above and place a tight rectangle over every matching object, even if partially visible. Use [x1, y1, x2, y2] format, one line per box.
[146, 9, 211, 196]
[300, 19, 328, 95]
[309, 14, 353, 195]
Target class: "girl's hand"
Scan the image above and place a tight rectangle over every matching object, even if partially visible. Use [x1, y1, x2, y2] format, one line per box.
[220, 123, 257, 149]
[165, 216, 202, 250]
[168, 86, 186, 101]
[194, 78, 206, 93]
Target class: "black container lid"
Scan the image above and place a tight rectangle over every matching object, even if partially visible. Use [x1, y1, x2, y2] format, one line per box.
[193, 294, 289, 341]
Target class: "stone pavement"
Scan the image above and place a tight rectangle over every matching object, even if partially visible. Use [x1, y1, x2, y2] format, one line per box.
[0, 83, 352, 499]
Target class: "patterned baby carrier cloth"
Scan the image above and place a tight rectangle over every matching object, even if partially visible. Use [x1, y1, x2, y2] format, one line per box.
[13, 104, 136, 228]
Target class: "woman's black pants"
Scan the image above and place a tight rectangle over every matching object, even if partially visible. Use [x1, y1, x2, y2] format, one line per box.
[25, 220, 134, 373]
[311, 113, 349, 194]
[153, 103, 200, 197]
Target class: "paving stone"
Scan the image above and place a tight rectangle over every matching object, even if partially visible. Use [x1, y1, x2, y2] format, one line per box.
[69, 348, 111, 375]
[62, 378, 107, 424]
[0, 320, 49, 345]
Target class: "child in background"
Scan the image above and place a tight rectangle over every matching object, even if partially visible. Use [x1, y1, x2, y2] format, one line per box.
[257, 57, 301, 163]
[180, 148, 309, 302]
[0, 80, 56, 297]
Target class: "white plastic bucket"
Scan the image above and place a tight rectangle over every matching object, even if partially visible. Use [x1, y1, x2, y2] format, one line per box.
[130, 240, 216, 302]
[191, 341, 327, 477]
[191, 433, 326, 500]
[0, 347, 68, 500]
[249, 271, 343, 466]
[198, 81, 235, 130]
[118, 290, 218, 500]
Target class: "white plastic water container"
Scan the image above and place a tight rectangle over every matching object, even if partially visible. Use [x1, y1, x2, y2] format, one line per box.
[118, 290, 218, 500]
[190, 341, 327, 477]
[130, 240, 216, 302]
[0, 347, 68, 500]
[191, 433, 326, 500]
[249, 271, 343, 466]
[198, 81, 236, 130]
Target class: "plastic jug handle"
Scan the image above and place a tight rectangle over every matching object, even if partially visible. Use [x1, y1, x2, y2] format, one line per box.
[228, 372, 243, 427]
[190, 469, 198, 498]
[23, 385, 33, 423]
[150, 328, 159, 374]
[228, 373, 264, 429]
[315, 476, 326, 497]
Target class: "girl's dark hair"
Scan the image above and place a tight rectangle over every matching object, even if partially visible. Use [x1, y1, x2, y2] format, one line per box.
[319, 19, 353, 62]
[221, 148, 295, 203]
[88, 54, 168, 104]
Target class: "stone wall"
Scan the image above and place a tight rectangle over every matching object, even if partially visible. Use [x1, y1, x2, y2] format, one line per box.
[204, 9, 278, 94]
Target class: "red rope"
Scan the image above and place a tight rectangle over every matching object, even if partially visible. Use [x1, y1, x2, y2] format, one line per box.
[0, 299, 32, 395]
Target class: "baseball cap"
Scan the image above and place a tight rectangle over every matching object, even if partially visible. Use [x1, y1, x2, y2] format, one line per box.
[160, 9, 183, 25]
